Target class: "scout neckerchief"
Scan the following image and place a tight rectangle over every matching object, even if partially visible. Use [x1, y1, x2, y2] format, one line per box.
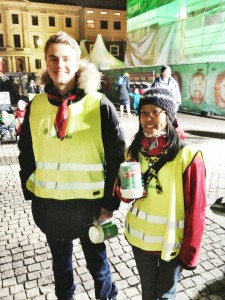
[47, 93, 77, 140]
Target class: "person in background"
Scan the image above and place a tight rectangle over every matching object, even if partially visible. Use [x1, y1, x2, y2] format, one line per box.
[27, 79, 37, 101]
[18, 32, 126, 300]
[151, 65, 181, 112]
[20, 74, 28, 97]
[27, 79, 37, 94]
[129, 88, 142, 116]
[15, 99, 27, 136]
[122, 88, 206, 300]
[151, 65, 185, 139]
[0, 110, 16, 141]
[117, 72, 131, 117]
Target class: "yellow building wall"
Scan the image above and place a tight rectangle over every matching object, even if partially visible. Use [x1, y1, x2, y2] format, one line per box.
[0, 0, 126, 74]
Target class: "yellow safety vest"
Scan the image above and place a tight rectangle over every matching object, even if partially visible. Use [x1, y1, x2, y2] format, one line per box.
[26, 92, 105, 200]
[125, 146, 202, 261]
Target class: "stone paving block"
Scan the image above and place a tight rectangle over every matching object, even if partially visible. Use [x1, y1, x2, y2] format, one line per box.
[24, 257, 35, 265]
[2, 277, 17, 287]
[1, 118, 225, 299]
[115, 279, 129, 290]
[123, 286, 140, 299]
[26, 287, 40, 299]
[118, 268, 134, 279]
[33, 296, 45, 300]
[27, 262, 41, 272]
[9, 284, 24, 294]
[17, 274, 26, 284]
[38, 276, 53, 286]
[127, 275, 139, 286]
[0, 287, 10, 298]
[25, 279, 38, 289]
[2, 296, 13, 300]
[27, 270, 41, 281]
[0, 250, 11, 258]
[2, 269, 14, 280]
[80, 271, 92, 282]
[176, 291, 190, 300]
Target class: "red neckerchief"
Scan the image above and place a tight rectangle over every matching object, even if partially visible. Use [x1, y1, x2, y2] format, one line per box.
[140, 135, 168, 157]
[48, 93, 76, 140]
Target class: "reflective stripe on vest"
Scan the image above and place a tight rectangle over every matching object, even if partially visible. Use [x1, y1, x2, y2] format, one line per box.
[125, 146, 202, 261]
[27, 92, 105, 200]
[130, 206, 184, 229]
[125, 220, 182, 251]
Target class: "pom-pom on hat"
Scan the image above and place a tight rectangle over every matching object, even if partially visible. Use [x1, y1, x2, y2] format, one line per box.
[161, 65, 171, 74]
[138, 87, 176, 121]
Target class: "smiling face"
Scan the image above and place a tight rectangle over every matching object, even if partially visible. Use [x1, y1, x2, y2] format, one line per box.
[140, 104, 167, 136]
[190, 74, 205, 101]
[46, 43, 80, 94]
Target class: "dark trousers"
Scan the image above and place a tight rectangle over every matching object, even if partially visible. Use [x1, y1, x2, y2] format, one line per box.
[132, 246, 182, 300]
[47, 233, 118, 300]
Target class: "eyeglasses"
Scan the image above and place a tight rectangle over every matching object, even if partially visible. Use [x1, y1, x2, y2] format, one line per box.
[140, 110, 165, 118]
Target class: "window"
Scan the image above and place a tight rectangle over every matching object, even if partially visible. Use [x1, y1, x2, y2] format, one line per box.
[14, 34, 21, 48]
[100, 11, 108, 15]
[0, 14, 2, 23]
[114, 12, 121, 16]
[65, 17, 72, 28]
[110, 45, 119, 56]
[86, 19, 94, 29]
[33, 35, 40, 48]
[12, 14, 19, 24]
[35, 59, 42, 69]
[100, 20, 108, 29]
[87, 10, 94, 14]
[49, 16, 55, 27]
[114, 21, 121, 30]
[32, 16, 38, 26]
[0, 34, 4, 47]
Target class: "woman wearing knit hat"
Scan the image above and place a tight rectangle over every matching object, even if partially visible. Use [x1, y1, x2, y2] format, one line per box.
[119, 88, 206, 299]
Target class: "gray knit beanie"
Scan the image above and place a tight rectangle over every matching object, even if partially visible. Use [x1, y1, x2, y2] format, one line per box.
[138, 87, 176, 121]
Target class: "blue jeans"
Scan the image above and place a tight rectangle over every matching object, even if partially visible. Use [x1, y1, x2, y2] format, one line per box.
[47, 233, 118, 300]
[132, 246, 182, 300]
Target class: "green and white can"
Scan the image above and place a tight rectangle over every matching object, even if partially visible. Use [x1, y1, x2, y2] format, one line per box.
[89, 219, 118, 244]
[119, 162, 143, 199]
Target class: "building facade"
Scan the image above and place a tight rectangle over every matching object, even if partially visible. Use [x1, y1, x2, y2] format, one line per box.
[0, 0, 126, 74]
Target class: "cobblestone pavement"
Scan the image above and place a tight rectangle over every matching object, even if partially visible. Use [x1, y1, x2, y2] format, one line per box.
[0, 112, 225, 300]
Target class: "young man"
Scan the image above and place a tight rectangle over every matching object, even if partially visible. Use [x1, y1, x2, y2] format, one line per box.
[18, 32, 126, 300]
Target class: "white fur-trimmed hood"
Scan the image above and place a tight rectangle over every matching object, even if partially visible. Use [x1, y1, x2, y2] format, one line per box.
[77, 60, 102, 94]
[42, 60, 102, 95]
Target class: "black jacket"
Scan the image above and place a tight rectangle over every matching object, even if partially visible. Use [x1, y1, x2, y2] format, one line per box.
[18, 91, 126, 239]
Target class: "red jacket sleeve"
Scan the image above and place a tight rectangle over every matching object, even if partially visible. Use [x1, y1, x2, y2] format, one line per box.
[179, 152, 206, 270]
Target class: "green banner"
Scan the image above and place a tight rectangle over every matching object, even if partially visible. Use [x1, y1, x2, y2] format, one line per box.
[103, 62, 225, 117]
[127, 0, 175, 19]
